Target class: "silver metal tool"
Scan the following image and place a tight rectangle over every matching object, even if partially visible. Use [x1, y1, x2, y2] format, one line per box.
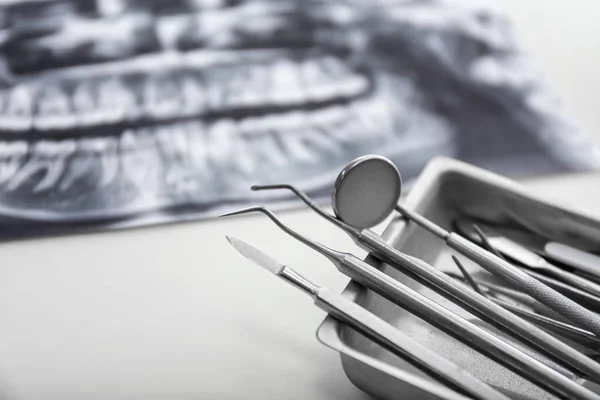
[577, 271, 600, 286]
[452, 255, 484, 295]
[225, 236, 507, 400]
[460, 225, 600, 313]
[463, 221, 600, 313]
[470, 221, 600, 279]
[330, 154, 600, 335]
[397, 203, 600, 337]
[445, 271, 545, 311]
[448, 261, 600, 351]
[523, 268, 600, 312]
[220, 206, 600, 400]
[453, 238, 600, 351]
[455, 219, 600, 299]
[494, 300, 600, 351]
[249, 183, 600, 382]
[549, 244, 600, 278]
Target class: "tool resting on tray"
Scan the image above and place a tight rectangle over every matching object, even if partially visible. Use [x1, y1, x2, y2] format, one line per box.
[223, 155, 600, 400]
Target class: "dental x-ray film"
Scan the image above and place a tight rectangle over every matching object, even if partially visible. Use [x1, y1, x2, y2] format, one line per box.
[0, 0, 598, 239]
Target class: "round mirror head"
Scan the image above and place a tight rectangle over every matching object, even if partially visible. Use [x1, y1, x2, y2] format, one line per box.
[332, 155, 402, 229]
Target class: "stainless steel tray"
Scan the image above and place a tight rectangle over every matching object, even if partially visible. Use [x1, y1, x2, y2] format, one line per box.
[316, 156, 600, 400]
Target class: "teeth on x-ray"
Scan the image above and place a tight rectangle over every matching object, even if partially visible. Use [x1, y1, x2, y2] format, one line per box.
[154, 123, 199, 193]
[318, 105, 378, 144]
[318, 55, 370, 97]
[0, 97, 401, 198]
[259, 110, 343, 158]
[180, 75, 207, 115]
[0, 141, 28, 184]
[222, 65, 266, 109]
[205, 119, 238, 169]
[205, 72, 228, 112]
[186, 121, 212, 179]
[230, 118, 259, 173]
[142, 74, 182, 119]
[119, 129, 162, 190]
[83, 137, 119, 189]
[72, 81, 101, 126]
[34, 85, 75, 130]
[238, 117, 286, 170]
[0, 86, 33, 131]
[300, 59, 340, 102]
[301, 124, 343, 156]
[324, 108, 369, 143]
[268, 59, 307, 106]
[0, 53, 372, 134]
[273, 111, 307, 131]
[98, 78, 140, 123]
[0, 0, 592, 224]
[309, 106, 359, 144]
[351, 97, 395, 137]
[300, 56, 369, 102]
[252, 132, 288, 169]
[6, 140, 77, 193]
[155, 124, 189, 166]
[155, 15, 188, 49]
[275, 112, 321, 163]
[59, 137, 119, 191]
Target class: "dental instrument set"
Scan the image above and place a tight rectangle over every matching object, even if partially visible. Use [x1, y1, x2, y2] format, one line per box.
[222, 155, 600, 400]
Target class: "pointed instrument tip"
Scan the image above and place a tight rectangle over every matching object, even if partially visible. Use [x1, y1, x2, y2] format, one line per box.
[251, 184, 288, 191]
[226, 235, 286, 276]
[452, 255, 485, 296]
[218, 209, 251, 218]
[472, 224, 507, 261]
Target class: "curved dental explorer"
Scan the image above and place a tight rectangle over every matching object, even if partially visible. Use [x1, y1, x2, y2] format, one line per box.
[226, 236, 510, 400]
[249, 183, 600, 383]
[219, 206, 600, 400]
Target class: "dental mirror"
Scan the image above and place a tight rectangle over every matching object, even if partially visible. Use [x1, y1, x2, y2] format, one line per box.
[332, 155, 402, 229]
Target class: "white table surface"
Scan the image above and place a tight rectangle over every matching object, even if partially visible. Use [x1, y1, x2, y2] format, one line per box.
[1, 1, 600, 399]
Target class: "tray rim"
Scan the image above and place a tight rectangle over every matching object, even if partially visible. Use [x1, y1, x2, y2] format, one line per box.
[315, 155, 600, 399]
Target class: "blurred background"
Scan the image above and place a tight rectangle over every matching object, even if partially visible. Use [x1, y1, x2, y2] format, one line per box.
[0, 0, 597, 239]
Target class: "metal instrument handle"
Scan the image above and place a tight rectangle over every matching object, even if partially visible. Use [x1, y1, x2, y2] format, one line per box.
[315, 288, 510, 400]
[447, 233, 600, 337]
